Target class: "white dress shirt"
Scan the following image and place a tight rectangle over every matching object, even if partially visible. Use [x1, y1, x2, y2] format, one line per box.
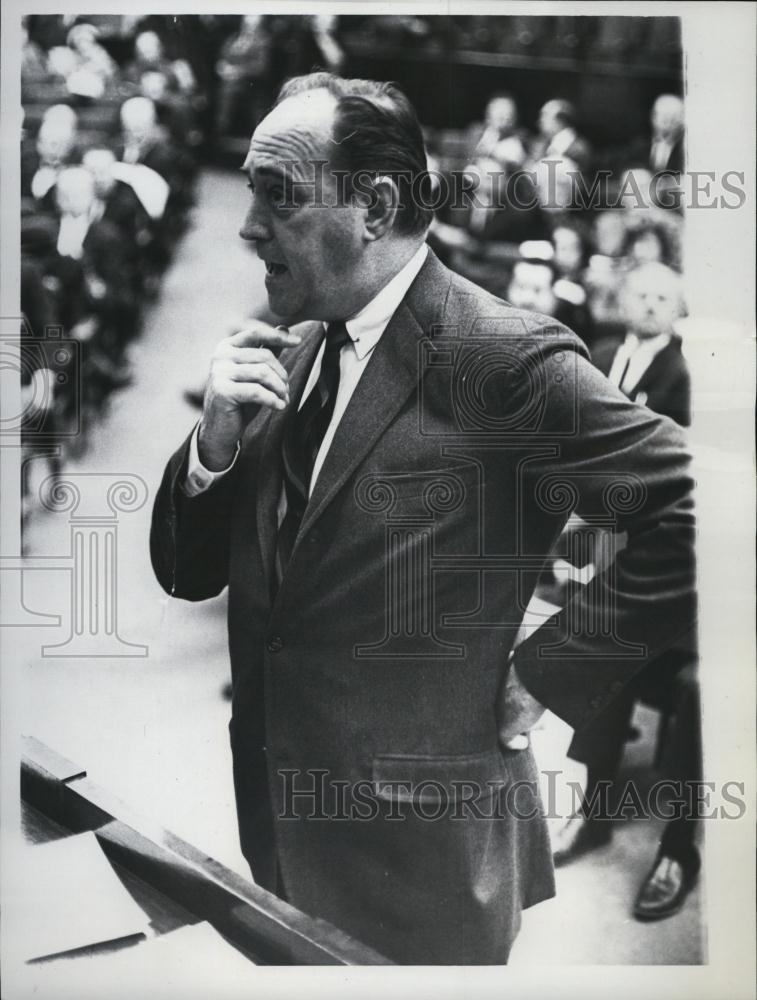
[184, 242, 429, 499]
[546, 126, 577, 158]
[607, 331, 672, 397]
[56, 213, 90, 260]
[650, 137, 675, 171]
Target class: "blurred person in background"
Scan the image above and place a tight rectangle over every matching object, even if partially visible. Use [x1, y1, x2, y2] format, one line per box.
[82, 147, 154, 296]
[118, 95, 194, 247]
[624, 94, 685, 210]
[125, 30, 178, 86]
[583, 210, 628, 337]
[23, 105, 81, 206]
[46, 22, 118, 100]
[529, 99, 592, 173]
[592, 262, 689, 425]
[550, 221, 591, 283]
[51, 167, 135, 402]
[214, 15, 275, 139]
[507, 256, 593, 344]
[469, 92, 530, 165]
[620, 209, 683, 273]
[21, 17, 51, 88]
[20, 258, 66, 532]
[118, 96, 173, 177]
[429, 146, 548, 294]
[65, 22, 118, 82]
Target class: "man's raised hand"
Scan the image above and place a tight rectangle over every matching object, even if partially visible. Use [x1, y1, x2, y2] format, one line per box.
[198, 323, 301, 471]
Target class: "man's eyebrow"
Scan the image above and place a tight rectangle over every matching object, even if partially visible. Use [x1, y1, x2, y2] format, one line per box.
[239, 163, 289, 183]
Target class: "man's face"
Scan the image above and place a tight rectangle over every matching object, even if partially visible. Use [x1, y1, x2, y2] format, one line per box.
[507, 261, 557, 315]
[37, 122, 75, 165]
[136, 31, 163, 64]
[486, 98, 517, 134]
[651, 96, 683, 139]
[552, 227, 583, 276]
[623, 265, 682, 339]
[538, 102, 561, 138]
[239, 90, 368, 323]
[83, 150, 116, 197]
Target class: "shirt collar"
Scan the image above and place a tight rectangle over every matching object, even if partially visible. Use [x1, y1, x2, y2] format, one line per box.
[624, 331, 672, 356]
[328, 243, 428, 361]
[550, 126, 577, 155]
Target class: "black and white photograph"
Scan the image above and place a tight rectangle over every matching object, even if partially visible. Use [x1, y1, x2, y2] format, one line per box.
[1, 3, 754, 997]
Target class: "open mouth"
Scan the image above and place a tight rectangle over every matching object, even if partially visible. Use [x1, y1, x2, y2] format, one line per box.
[265, 262, 287, 276]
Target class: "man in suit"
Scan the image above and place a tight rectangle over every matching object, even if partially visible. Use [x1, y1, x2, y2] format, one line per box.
[151, 73, 696, 964]
[621, 94, 685, 211]
[506, 257, 594, 347]
[591, 262, 690, 426]
[468, 93, 530, 166]
[528, 99, 592, 174]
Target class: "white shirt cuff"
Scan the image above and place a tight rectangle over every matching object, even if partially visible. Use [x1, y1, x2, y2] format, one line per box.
[182, 423, 240, 497]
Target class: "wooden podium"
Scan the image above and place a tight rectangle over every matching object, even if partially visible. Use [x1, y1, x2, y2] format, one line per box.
[20, 736, 391, 968]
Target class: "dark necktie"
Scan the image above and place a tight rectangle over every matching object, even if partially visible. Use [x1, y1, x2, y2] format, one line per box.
[617, 355, 632, 393]
[276, 321, 351, 581]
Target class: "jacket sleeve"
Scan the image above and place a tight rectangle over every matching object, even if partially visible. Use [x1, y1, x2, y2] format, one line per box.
[511, 339, 697, 733]
[150, 427, 241, 601]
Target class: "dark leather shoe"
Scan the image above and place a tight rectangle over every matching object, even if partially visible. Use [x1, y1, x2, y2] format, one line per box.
[633, 850, 701, 921]
[552, 813, 612, 866]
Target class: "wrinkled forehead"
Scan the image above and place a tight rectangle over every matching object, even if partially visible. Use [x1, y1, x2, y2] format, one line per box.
[243, 90, 338, 182]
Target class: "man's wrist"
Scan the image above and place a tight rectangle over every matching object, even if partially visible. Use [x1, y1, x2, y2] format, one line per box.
[197, 422, 238, 472]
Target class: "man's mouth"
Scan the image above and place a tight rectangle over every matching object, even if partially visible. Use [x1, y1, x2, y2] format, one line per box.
[265, 262, 288, 276]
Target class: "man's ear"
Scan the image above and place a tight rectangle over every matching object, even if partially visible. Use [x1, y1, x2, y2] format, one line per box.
[362, 175, 400, 240]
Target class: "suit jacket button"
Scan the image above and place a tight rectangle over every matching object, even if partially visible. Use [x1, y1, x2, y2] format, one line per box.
[267, 636, 284, 653]
[609, 680, 624, 694]
[589, 696, 603, 710]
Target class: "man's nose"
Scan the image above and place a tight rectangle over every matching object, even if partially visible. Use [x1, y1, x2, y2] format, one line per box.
[239, 198, 270, 242]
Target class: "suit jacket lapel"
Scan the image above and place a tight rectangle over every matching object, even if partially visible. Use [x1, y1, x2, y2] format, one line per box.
[628, 337, 680, 396]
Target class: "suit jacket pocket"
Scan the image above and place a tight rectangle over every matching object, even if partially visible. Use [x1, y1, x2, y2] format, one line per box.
[371, 749, 508, 807]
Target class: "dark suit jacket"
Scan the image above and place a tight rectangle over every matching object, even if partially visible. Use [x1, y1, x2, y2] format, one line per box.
[529, 132, 593, 173]
[592, 334, 691, 427]
[151, 249, 695, 963]
[623, 133, 685, 177]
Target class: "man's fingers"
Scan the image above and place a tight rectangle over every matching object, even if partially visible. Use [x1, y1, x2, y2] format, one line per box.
[225, 347, 288, 381]
[228, 324, 302, 350]
[225, 363, 289, 400]
[222, 379, 289, 411]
